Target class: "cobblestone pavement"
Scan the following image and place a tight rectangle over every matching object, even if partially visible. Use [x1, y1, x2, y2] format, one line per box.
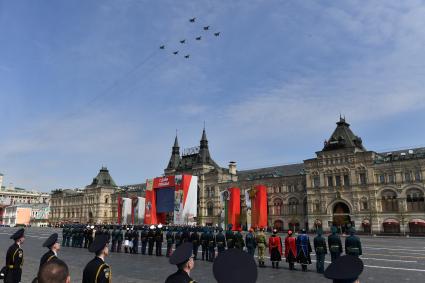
[1, 227, 424, 282]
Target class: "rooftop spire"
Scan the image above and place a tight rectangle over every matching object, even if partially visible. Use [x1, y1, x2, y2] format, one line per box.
[173, 134, 179, 148]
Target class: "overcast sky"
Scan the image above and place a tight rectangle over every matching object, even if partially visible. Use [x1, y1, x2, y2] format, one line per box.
[1, 0, 425, 191]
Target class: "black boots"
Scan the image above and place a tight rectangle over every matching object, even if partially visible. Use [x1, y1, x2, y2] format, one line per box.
[302, 265, 307, 272]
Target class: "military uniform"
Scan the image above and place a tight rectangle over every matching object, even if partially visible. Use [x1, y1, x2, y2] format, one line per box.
[165, 243, 197, 283]
[296, 230, 312, 272]
[148, 226, 156, 255]
[284, 230, 297, 270]
[140, 228, 148, 254]
[166, 230, 175, 257]
[4, 229, 25, 283]
[328, 227, 343, 263]
[213, 248, 257, 283]
[190, 230, 200, 260]
[345, 229, 362, 257]
[82, 234, 111, 283]
[234, 230, 245, 250]
[116, 228, 123, 253]
[155, 226, 164, 256]
[256, 229, 267, 267]
[207, 230, 216, 262]
[200, 230, 208, 260]
[225, 229, 235, 249]
[82, 257, 111, 283]
[39, 233, 59, 272]
[313, 230, 327, 273]
[215, 230, 226, 255]
[245, 230, 256, 256]
[132, 228, 139, 254]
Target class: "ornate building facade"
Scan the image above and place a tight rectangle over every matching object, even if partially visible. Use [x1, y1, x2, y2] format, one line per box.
[50, 167, 118, 224]
[49, 119, 425, 234]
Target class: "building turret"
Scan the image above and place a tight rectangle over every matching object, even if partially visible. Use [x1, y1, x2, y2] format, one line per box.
[166, 135, 181, 171]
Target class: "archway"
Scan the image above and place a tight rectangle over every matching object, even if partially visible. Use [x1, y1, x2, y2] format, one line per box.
[274, 220, 284, 232]
[332, 202, 351, 233]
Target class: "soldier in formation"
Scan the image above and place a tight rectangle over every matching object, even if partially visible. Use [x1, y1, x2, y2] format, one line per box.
[345, 228, 362, 257]
[256, 227, 267, 267]
[155, 224, 164, 256]
[268, 229, 282, 269]
[328, 226, 343, 263]
[296, 229, 312, 272]
[313, 228, 327, 274]
[245, 228, 256, 256]
[284, 230, 297, 270]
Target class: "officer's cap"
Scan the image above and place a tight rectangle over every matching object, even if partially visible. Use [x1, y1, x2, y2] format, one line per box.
[158, 224, 163, 229]
[88, 234, 109, 254]
[43, 233, 59, 248]
[10, 228, 25, 240]
[169, 242, 193, 265]
[213, 249, 257, 283]
[324, 255, 363, 283]
[150, 225, 155, 230]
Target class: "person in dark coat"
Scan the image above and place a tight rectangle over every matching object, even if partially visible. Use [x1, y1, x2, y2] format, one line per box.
[165, 243, 197, 283]
[325, 255, 364, 283]
[116, 227, 123, 253]
[148, 225, 156, 255]
[345, 228, 362, 257]
[284, 230, 297, 270]
[268, 229, 282, 269]
[140, 226, 148, 255]
[82, 234, 111, 283]
[207, 229, 216, 262]
[166, 228, 175, 257]
[200, 229, 208, 261]
[190, 228, 200, 260]
[245, 228, 256, 256]
[234, 228, 245, 251]
[155, 224, 164, 256]
[328, 226, 343, 263]
[110, 226, 117, 253]
[313, 228, 327, 274]
[4, 228, 25, 283]
[215, 228, 226, 255]
[296, 229, 312, 272]
[39, 233, 60, 272]
[225, 227, 235, 249]
[175, 228, 183, 249]
[132, 227, 139, 254]
[181, 227, 190, 244]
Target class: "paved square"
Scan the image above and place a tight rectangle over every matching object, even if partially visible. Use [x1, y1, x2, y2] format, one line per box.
[0, 227, 424, 282]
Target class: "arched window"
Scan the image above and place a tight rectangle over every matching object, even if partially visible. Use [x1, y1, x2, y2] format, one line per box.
[381, 190, 398, 212]
[207, 202, 214, 217]
[273, 198, 283, 215]
[105, 195, 109, 204]
[406, 189, 425, 212]
[288, 198, 299, 214]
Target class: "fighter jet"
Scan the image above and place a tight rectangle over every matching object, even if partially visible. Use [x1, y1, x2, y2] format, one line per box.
[184, 55, 190, 58]
[180, 39, 186, 44]
[159, 45, 165, 49]
[203, 26, 210, 30]
[189, 17, 196, 22]
[173, 51, 179, 55]
[214, 32, 220, 36]
[196, 36, 201, 40]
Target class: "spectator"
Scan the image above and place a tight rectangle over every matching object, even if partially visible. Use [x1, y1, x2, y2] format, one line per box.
[37, 259, 70, 283]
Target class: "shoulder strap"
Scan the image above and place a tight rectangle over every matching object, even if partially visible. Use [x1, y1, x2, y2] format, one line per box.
[95, 263, 106, 283]
[47, 255, 56, 263]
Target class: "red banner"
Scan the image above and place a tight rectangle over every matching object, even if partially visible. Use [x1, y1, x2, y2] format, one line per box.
[254, 185, 268, 228]
[144, 190, 157, 224]
[228, 188, 241, 230]
[153, 176, 175, 188]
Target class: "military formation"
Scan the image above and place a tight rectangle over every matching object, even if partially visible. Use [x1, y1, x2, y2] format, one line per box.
[0, 225, 364, 283]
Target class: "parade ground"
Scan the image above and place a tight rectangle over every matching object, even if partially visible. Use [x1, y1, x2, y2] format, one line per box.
[0, 227, 424, 283]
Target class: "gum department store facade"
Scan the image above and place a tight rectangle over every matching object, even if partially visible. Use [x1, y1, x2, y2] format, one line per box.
[50, 118, 425, 234]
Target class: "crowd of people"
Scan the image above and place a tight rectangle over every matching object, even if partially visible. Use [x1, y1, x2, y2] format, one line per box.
[0, 225, 364, 283]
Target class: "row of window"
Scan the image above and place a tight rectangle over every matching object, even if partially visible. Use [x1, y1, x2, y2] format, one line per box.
[376, 171, 421, 184]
